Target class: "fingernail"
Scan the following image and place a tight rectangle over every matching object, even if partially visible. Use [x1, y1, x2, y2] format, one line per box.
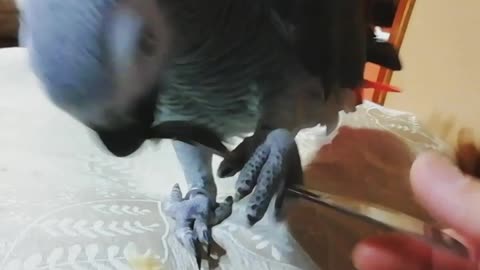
[247, 214, 260, 226]
[187, 239, 197, 255]
[202, 231, 211, 244]
[351, 242, 381, 270]
[412, 152, 465, 185]
[218, 166, 232, 178]
[234, 192, 246, 202]
[196, 254, 202, 269]
[351, 239, 425, 270]
[351, 243, 364, 270]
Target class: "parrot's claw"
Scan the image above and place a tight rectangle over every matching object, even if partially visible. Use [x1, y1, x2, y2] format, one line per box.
[164, 184, 233, 266]
[234, 129, 297, 225]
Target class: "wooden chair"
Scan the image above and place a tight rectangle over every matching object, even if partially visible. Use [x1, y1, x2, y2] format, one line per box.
[0, 0, 18, 48]
[365, 0, 417, 104]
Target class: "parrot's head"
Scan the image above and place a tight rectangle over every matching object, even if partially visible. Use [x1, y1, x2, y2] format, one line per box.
[22, 0, 171, 156]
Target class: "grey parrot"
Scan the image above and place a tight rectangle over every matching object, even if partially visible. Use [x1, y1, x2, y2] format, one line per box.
[19, 0, 385, 262]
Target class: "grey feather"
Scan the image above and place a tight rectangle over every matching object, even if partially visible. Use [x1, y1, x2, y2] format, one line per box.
[155, 1, 293, 137]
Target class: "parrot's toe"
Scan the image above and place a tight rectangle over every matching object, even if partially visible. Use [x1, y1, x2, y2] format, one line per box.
[164, 184, 233, 266]
[212, 196, 234, 225]
[234, 143, 271, 200]
[235, 129, 297, 225]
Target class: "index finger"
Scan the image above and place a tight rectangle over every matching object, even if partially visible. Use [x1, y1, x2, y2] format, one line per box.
[411, 152, 480, 245]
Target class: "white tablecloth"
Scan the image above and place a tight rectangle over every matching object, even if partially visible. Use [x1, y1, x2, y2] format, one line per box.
[0, 47, 453, 270]
[0, 48, 323, 270]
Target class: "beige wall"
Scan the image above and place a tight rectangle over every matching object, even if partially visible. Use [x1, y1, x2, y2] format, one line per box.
[386, 0, 480, 146]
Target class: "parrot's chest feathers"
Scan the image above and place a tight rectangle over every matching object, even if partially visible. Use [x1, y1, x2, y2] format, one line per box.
[155, 3, 288, 137]
[156, 79, 262, 137]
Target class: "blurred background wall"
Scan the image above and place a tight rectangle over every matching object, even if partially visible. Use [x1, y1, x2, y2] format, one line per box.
[386, 0, 480, 145]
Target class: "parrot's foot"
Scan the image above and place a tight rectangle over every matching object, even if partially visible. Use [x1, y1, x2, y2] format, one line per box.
[164, 184, 233, 266]
[230, 129, 298, 226]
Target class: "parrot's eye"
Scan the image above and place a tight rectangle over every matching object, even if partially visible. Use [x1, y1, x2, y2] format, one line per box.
[139, 26, 156, 56]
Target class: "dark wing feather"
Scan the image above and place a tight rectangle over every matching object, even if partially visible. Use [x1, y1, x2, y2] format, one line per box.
[365, 15, 402, 71]
[366, 0, 398, 27]
[270, 0, 367, 98]
[270, 0, 403, 90]
[149, 121, 229, 156]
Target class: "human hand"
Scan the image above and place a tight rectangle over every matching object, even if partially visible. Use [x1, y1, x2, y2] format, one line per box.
[352, 152, 480, 270]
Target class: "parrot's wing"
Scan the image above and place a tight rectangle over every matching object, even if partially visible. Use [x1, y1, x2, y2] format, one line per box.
[271, 0, 403, 90]
[332, 0, 369, 90]
[366, 26, 402, 71]
[367, 0, 398, 27]
[270, 0, 367, 97]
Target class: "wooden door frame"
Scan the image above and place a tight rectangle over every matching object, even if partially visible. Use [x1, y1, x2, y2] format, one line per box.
[372, 0, 416, 105]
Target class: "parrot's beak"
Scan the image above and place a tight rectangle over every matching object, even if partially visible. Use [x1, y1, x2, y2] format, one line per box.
[93, 83, 159, 157]
[95, 125, 149, 157]
[93, 120, 230, 158]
